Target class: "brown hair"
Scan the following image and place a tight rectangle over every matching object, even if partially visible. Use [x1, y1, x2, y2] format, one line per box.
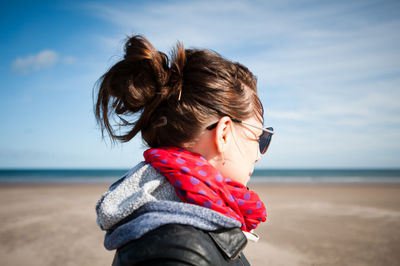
[94, 35, 263, 148]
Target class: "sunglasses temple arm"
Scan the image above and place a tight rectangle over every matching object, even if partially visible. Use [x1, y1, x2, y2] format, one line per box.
[238, 120, 274, 135]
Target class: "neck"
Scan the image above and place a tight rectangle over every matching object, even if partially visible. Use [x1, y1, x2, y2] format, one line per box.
[183, 130, 222, 170]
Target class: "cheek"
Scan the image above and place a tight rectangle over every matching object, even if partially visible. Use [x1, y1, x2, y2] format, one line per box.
[251, 141, 259, 158]
[241, 138, 258, 162]
[219, 133, 255, 185]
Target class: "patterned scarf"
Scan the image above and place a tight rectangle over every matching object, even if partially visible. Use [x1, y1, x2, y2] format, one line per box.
[144, 147, 267, 232]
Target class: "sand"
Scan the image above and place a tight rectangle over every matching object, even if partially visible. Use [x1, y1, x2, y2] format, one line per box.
[0, 184, 399, 266]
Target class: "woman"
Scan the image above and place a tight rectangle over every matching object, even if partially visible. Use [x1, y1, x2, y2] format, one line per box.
[95, 35, 274, 266]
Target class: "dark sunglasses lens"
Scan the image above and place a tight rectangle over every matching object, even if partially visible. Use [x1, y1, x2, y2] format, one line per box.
[259, 128, 273, 154]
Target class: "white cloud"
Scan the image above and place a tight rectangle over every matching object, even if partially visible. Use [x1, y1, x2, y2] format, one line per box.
[12, 50, 58, 73]
[11, 50, 77, 74]
[62, 56, 77, 64]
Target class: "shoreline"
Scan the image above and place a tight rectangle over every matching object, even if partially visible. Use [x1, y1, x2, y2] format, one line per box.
[2, 168, 400, 186]
[1, 178, 400, 186]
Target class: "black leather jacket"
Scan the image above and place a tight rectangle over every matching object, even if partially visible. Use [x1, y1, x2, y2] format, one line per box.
[112, 224, 250, 266]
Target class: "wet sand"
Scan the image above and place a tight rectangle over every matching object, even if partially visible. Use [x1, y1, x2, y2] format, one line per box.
[0, 184, 399, 266]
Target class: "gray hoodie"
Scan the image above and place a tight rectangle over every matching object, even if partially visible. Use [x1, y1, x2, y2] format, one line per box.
[96, 161, 241, 250]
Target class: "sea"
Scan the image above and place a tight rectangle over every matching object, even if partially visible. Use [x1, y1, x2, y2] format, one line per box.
[0, 168, 400, 185]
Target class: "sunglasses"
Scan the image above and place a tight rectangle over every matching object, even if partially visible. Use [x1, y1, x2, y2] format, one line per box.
[206, 118, 274, 154]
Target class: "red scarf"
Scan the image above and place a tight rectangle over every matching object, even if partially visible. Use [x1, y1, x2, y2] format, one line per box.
[144, 147, 267, 232]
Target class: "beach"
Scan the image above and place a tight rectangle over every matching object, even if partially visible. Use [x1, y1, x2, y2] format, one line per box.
[1, 184, 399, 266]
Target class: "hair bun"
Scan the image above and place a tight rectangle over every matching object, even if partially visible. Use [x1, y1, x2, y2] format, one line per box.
[124, 35, 170, 103]
[95, 35, 171, 142]
[168, 42, 186, 101]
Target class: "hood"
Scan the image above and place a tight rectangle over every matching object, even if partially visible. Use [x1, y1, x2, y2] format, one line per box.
[96, 162, 241, 250]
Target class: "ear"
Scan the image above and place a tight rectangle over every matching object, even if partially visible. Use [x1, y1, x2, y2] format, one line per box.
[214, 116, 232, 154]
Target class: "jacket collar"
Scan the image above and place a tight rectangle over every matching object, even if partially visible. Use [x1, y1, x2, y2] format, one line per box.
[208, 227, 248, 260]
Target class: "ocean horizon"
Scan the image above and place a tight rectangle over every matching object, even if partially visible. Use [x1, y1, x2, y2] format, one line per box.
[1, 168, 400, 185]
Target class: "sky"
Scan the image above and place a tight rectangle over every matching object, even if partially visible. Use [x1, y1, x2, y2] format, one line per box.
[0, 0, 399, 169]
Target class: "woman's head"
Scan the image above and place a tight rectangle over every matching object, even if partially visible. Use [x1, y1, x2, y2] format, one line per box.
[95, 35, 264, 184]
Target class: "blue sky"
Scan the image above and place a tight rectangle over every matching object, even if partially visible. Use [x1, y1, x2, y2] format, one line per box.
[1, 0, 399, 169]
